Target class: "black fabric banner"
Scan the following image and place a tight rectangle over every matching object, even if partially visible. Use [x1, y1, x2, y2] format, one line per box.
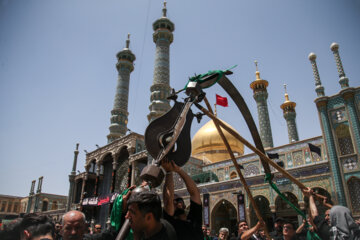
[308, 143, 321, 157]
[237, 193, 245, 221]
[203, 193, 210, 226]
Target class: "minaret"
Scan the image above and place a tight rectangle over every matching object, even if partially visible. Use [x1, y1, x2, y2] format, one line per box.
[107, 34, 136, 143]
[26, 180, 36, 213]
[280, 84, 299, 143]
[67, 143, 79, 211]
[330, 42, 349, 89]
[147, 1, 174, 122]
[250, 61, 274, 148]
[308, 53, 325, 97]
[34, 176, 43, 212]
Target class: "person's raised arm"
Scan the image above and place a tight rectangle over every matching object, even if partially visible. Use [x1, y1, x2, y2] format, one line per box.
[172, 161, 201, 205]
[162, 160, 175, 215]
[296, 219, 306, 234]
[302, 187, 318, 218]
[240, 221, 264, 240]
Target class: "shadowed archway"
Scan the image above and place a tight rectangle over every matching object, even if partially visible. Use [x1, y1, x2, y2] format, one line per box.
[211, 199, 237, 236]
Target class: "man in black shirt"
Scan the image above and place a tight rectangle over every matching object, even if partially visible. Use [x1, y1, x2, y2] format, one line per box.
[269, 217, 284, 239]
[302, 188, 331, 240]
[125, 191, 177, 240]
[237, 220, 264, 240]
[162, 160, 203, 240]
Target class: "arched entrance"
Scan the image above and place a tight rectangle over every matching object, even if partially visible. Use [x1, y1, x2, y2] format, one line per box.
[42, 199, 48, 212]
[275, 192, 300, 224]
[211, 199, 237, 235]
[249, 196, 272, 230]
[115, 147, 130, 192]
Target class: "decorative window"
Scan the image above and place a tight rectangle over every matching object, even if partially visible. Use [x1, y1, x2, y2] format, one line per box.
[348, 177, 360, 215]
[230, 171, 238, 179]
[7, 202, 12, 212]
[13, 202, 19, 212]
[42, 201, 48, 212]
[1, 201, 6, 212]
[51, 201, 58, 210]
[335, 124, 354, 155]
[244, 164, 260, 177]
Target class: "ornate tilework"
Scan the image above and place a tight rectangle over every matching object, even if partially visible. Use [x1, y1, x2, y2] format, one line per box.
[244, 164, 260, 177]
[293, 151, 304, 166]
[342, 155, 359, 172]
[286, 153, 293, 168]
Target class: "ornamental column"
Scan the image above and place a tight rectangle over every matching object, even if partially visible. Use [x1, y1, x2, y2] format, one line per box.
[34, 176, 43, 212]
[330, 42, 349, 89]
[147, 1, 174, 122]
[67, 143, 79, 211]
[308, 53, 325, 97]
[250, 61, 274, 148]
[26, 180, 36, 213]
[107, 34, 136, 143]
[280, 84, 299, 143]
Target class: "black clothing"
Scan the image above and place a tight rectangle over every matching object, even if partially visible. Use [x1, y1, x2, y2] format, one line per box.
[274, 236, 299, 240]
[163, 200, 203, 240]
[83, 228, 118, 240]
[143, 219, 177, 240]
[270, 230, 283, 239]
[313, 215, 330, 240]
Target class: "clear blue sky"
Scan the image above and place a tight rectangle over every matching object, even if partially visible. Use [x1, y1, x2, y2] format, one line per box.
[1, 0, 359, 197]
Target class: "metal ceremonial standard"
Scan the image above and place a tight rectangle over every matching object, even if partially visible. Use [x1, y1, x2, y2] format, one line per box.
[142, 67, 326, 239]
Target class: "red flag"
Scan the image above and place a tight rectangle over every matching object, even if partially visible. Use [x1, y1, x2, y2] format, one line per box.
[216, 94, 228, 107]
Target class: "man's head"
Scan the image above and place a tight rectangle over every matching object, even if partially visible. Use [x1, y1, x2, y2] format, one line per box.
[206, 229, 211, 236]
[325, 209, 330, 225]
[54, 222, 61, 234]
[238, 221, 249, 234]
[61, 210, 86, 240]
[173, 194, 185, 210]
[282, 221, 296, 239]
[202, 225, 207, 236]
[125, 191, 162, 233]
[93, 224, 101, 234]
[258, 229, 265, 238]
[19, 214, 55, 240]
[274, 217, 284, 232]
[218, 227, 229, 240]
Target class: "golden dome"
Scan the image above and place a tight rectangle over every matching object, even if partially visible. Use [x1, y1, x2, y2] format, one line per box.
[191, 119, 244, 164]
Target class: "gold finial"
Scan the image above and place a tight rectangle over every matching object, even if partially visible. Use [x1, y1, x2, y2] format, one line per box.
[284, 83, 289, 102]
[164, 0, 167, 8]
[126, 33, 130, 48]
[255, 60, 261, 80]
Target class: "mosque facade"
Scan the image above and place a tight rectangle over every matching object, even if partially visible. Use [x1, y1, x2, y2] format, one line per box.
[66, 2, 360, 234]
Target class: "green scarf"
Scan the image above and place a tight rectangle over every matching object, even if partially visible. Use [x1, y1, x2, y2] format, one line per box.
[110, 189, 134, 240]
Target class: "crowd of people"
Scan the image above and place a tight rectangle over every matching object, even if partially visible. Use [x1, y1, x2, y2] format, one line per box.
[201, 187, 360, 240]
[1, 160, 360, 239]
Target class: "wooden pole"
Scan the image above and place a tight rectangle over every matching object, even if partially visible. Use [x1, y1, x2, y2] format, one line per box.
[195, 102, 326, 200]
[203, 97, 271, 239]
